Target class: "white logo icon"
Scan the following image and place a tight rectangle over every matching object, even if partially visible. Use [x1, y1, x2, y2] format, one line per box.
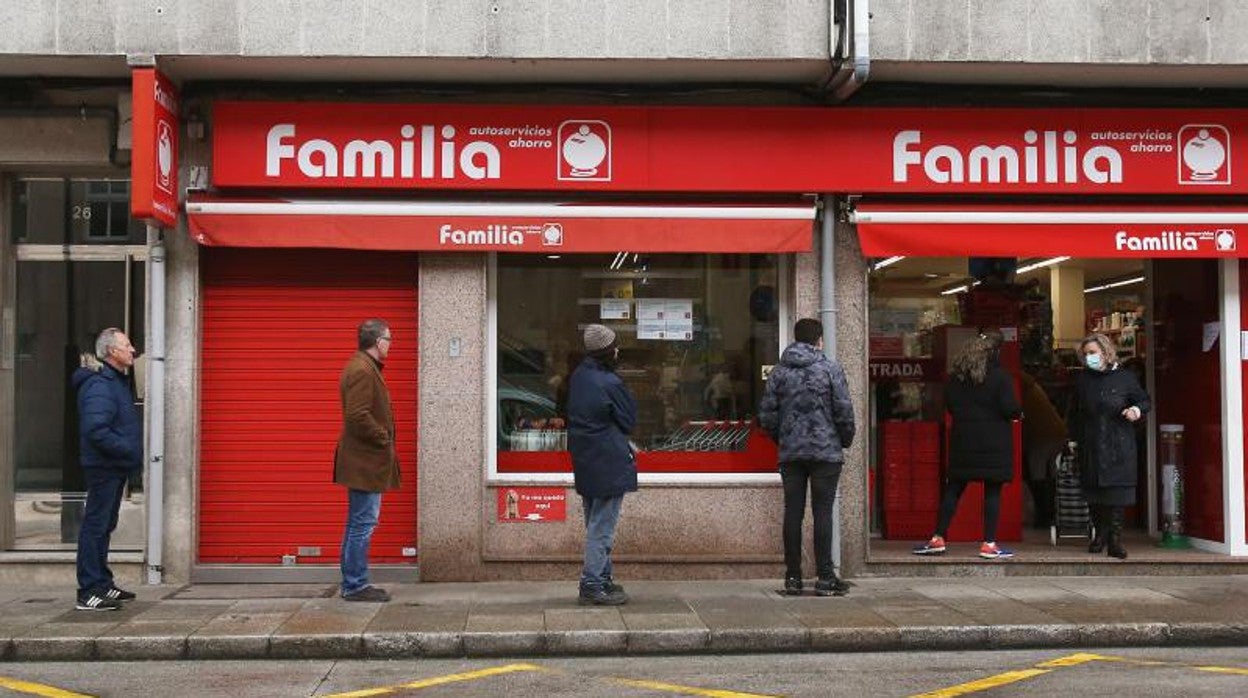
[557, 120, 611, 181]
[541, 223, 564, 246]
[156, 119, 174, 194]
[1178, 124, 1231, 185]
[1216, 229, 1237, 252]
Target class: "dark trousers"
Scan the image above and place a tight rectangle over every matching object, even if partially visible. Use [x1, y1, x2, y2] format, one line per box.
[934, 480, 1003, 542]
[781, 460, 842, 579]
[76, 469, 127, 596]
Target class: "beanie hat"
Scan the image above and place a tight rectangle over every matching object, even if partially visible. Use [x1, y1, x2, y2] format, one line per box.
[583, 324, 617, 352]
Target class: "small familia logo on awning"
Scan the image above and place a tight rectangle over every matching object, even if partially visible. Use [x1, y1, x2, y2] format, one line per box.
[438, 222, 564, 247]
[1114, 228, 1236, 253]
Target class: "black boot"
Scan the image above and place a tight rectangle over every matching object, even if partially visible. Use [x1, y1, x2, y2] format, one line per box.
[1107, 506, 1128, 560]
[1087, 506, 1106, 553]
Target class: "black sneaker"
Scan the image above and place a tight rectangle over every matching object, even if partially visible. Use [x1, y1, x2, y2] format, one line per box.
[784, 576, 804, 596]
[578, 588, 629, 606]
[76, 592, 123, 611]
[815, 576, 850, 597]
[342, 585, 390, 603]
[603, 576, 625, 593]
[106, 586, 137, 602]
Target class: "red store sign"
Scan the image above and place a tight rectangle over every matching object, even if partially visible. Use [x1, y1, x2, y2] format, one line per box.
[131, 68, 179, 226]
[212, 102, 1248, 195]
[497, 487, 567, 523]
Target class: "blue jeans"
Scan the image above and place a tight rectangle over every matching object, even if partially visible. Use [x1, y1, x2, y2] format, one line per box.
[76, 468, 128, 596]
[340, 489, 382, 596]
[580, 494, 623, 592]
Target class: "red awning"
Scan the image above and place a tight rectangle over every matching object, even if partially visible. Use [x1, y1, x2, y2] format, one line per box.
[185, 197, 815, 253]
[851, 201, 1248, 258]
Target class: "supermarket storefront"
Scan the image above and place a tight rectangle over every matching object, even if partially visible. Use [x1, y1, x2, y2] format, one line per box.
[167, 100, 1248, 581]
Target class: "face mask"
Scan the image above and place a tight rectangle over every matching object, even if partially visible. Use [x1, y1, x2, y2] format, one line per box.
[1085, 354, 1103, 370]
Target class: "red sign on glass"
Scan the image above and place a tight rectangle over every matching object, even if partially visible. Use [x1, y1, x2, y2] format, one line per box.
[497, 487, 567, 523]
[131, 68, 178, 226]
[212, 101, 1248, 195]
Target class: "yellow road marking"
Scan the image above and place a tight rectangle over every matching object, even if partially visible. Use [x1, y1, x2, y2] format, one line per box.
[1036, 652, 1108, 668]
[1196, 665, 1248, 676]
[909, 669, 1051, 698]
[611, 678, 779, 698]
[322, 663, 546, 697]
[0, 676, 93, 698]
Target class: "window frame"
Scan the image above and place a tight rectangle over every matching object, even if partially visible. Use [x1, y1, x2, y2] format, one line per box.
[485, 252, 790, 485]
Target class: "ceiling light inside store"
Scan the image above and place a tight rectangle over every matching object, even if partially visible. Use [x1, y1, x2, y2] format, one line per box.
[872, 256, 906, 271]
[1084, 276, 1145, 294]
[940, 280, 981, 296]
[1016, 256, 1070, 274]
[546, 255, 562, 260]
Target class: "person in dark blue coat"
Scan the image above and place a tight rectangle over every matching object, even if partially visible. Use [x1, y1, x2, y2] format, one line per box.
[567, 323, 637, 606]
[758, 318, 856, 597]
[72, 328, 142, 611]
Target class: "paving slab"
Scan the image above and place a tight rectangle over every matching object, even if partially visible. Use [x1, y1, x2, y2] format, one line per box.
[268, 599, 378, 659]
[187, 609, 295, 659]
[362, 604, 468, 658]
[854, 590, 981, 627]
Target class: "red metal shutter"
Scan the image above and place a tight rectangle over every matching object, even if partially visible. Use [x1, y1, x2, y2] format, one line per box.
[199, 248, 418, 564]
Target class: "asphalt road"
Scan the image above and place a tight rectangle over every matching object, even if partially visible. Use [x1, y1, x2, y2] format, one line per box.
[1, 647, 1246, 697]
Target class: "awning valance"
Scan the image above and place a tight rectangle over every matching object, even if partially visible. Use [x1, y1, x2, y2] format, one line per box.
[185, 197, 815, 253]
[850, 201, 1248, 258]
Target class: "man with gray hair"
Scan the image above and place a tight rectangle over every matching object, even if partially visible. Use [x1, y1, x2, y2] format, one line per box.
[71, 327, 142, 611]
[333, 319, 400, 602]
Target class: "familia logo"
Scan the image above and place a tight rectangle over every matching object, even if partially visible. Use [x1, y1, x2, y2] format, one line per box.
[264, 118, 614, 184]
[894, 124, 1234, 188]
[1114, 228, 1236, 253]
[438, 222, 564, 247]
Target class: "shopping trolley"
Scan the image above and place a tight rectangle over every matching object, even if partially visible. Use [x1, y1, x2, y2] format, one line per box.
[654, 420, 752, 452]
[1050, 446, 1094, 545]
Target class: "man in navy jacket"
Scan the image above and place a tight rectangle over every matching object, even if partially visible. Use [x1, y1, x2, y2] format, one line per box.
[567, 324, 637, 606]
[72, 328, 142, 611]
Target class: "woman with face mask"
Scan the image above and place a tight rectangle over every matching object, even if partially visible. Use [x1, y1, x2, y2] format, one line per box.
[1066, 333, 1151, 559]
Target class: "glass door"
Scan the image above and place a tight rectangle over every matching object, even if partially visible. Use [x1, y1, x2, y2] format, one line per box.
[10, 178, 147, 551]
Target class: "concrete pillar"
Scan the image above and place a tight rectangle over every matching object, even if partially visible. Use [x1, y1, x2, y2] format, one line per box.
[1051, 265, 1085, 349]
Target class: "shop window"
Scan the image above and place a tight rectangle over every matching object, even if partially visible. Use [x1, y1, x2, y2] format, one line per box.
[493, 253, 782, 475]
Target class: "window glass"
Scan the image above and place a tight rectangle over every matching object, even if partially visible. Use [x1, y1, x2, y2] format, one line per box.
[495, 253, 781, 474]
[68, 179, 146, 243]
[11, 180, 66, 244]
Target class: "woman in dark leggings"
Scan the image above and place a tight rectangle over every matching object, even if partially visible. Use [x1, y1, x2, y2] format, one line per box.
[913, 336, 1022, 559]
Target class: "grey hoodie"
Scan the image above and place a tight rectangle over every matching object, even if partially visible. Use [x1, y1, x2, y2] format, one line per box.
[757, 342, 856, 465]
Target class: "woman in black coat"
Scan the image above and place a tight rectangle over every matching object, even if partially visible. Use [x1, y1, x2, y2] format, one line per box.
[1067, 332, 1151, 560]
[914, 336, 1022, 559]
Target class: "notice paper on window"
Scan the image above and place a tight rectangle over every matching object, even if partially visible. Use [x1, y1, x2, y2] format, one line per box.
[600, 299, 631, 320]
[635, 299, 693, 341]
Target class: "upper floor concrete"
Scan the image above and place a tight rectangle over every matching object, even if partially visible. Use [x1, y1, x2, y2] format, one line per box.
[870, 0, 1248, 87]
[3, 1, 1247, 89]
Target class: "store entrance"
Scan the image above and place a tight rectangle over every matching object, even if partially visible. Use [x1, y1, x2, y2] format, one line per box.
[867, 256, 1226, 560]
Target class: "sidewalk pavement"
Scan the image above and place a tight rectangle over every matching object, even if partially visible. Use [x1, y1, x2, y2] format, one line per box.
[3, 575, 1248, 661]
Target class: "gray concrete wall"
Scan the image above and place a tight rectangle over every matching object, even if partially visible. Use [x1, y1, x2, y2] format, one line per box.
[160, 139, 202, 585]
[868, 0, 1248, 87]
[0, 0, 827, 60]
[872, 0, 1234, 65]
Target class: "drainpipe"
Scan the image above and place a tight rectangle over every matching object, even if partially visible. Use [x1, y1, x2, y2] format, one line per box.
[145, 228, 166, 585]
[824, 0, 871, 102]
[818, 196, 842, 574]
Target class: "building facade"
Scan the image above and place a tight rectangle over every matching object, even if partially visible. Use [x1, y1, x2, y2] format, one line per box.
[1, 1, 1247, 586]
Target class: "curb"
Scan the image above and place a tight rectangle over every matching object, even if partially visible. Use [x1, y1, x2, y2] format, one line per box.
[5, 622, 1248, 661]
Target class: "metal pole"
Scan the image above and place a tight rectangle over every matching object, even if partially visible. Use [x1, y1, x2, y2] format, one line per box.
[145, 228, 166, 585]
[818, 195, 842, 574]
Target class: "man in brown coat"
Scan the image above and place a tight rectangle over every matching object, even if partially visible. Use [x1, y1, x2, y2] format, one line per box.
[334, 319, 400, 602]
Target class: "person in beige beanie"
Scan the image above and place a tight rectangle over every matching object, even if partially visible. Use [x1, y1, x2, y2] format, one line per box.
[567, 323, 637, 605]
